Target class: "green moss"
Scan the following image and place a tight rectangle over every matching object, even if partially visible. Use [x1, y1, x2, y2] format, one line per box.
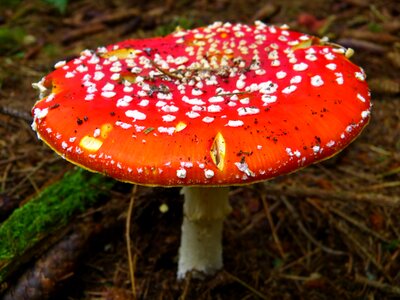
[0, 169, 113, 267]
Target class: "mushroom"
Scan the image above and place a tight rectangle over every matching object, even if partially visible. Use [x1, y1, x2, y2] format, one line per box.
[31, 21, 371, 279]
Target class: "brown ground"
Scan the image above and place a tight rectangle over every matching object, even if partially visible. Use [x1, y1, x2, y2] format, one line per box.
[0, 0, 399, 299]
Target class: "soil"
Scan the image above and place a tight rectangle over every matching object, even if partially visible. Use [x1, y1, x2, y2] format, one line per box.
[0, 0, 399, 299]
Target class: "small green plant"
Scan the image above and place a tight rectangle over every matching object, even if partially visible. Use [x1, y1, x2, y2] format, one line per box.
[42, 0, 68, 13]
[154, 17, 198, 37]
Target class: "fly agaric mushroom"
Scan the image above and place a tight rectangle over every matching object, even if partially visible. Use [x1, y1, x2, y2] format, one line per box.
[32, 21, 371, 279]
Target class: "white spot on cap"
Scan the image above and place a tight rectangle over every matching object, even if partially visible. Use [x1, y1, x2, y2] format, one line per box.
[111, 73, 120, 81]
[293, 62, 308, 71]
[326, 140, 335, 147]
[237, 107, 260, 116]
[33, 108, 49, 120]
[290, 75, 302, 84]
[116, 121, 132, 129]
[208, 96, 224, 103]
[93, 128, 101, 137]
[192, 88, 203, 96]
[239, 98, 250, 105]
[162, 114, 176, 122]
[65, 72, 75, 78]
[32, 78, 47, 98]
[236, 79, 246, 89]
[181, 162, 193, 168]
[88, 55, 100, 64]
[326, 63, 337, 70]
[123, 86, 134, 93]
[355, 71, 366, 81]
[226, 120, 244, 127]
[357, 93, 366, 102]
[76, 65, 88, 73]
[135, 125, 145, 132]
[276, 71, 287, 79]
[176, 168, 187, 178]
[312, 145, 321, 153]
[311, 75, 324, 87]
[259, 81, 278, 94]
[361, 110, 370, 118]
[286, 147, 294, 156]
[186, 111, 201, 118]
[234, 161, 255, 177]
[183, 96, 205, 105]
[207, 105, 222, 113]
[202, 116, 215, 123]
[45, 93, 55, 102]
[161, 105, 179, 113]
[101, 91, 116, 98]
[282, 85, 297, 94]
[204, 169, 214, 179]
[271, 60, 280, 67]
[126, 110, 146, 120]
[54, 60, 66, 69]
[102, 83, 114, 91]
[335, 72, 344, 85]
[94, 71, 105, 81]
[138, 99, 149, 107]
[325, 52, 335, 60]
[175, 56, 189, 65]
[158, 126, 175, 135]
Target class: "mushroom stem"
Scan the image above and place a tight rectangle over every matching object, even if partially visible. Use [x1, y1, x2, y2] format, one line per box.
[178, 186, 231, 279]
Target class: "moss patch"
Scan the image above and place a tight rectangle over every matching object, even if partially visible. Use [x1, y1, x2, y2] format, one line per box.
[0, 169, 113, 280]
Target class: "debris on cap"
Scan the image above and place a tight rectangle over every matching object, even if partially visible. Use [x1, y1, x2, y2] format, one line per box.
[32, 21, 371, 186]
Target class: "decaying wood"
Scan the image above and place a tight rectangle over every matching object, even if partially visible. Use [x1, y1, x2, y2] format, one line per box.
[2, 225, 92, 300]
[0, 170, 113, 290]
[1, 184, 127, 300]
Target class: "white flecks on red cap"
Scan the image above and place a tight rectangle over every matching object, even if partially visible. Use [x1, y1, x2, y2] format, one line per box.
[32, 21, 371, 186]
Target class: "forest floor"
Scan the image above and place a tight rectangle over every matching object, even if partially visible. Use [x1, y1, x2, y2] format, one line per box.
[0, 0, 399, 299]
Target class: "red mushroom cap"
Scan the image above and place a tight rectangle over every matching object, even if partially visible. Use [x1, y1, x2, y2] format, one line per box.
[32, 21, 371, 186]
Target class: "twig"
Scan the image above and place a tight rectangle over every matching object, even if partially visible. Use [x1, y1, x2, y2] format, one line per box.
[336, 38, 387, 54]
[126, 185, 138, 299]
[354, 274, 400, 295]
[0, 155, 29, 166]
[277, 248, 320, 273]
[281, 197, 347, 256]
[61, 23, 106, 44]
[149, 60, 183, 80]
[363, 181, 400, 190]
[179, 272, 191, 300]
[8, 157, 60, 195]
[224, 271, 268, 300]
[263, 183, 400, 207]
[334, 220, 392, 281]
[260, 195, 285, 258]
[327, 206, 389, 243]
[0, 106, 32, 123]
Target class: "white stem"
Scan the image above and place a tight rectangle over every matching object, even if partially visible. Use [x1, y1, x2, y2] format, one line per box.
[177, 186, 231, 279]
